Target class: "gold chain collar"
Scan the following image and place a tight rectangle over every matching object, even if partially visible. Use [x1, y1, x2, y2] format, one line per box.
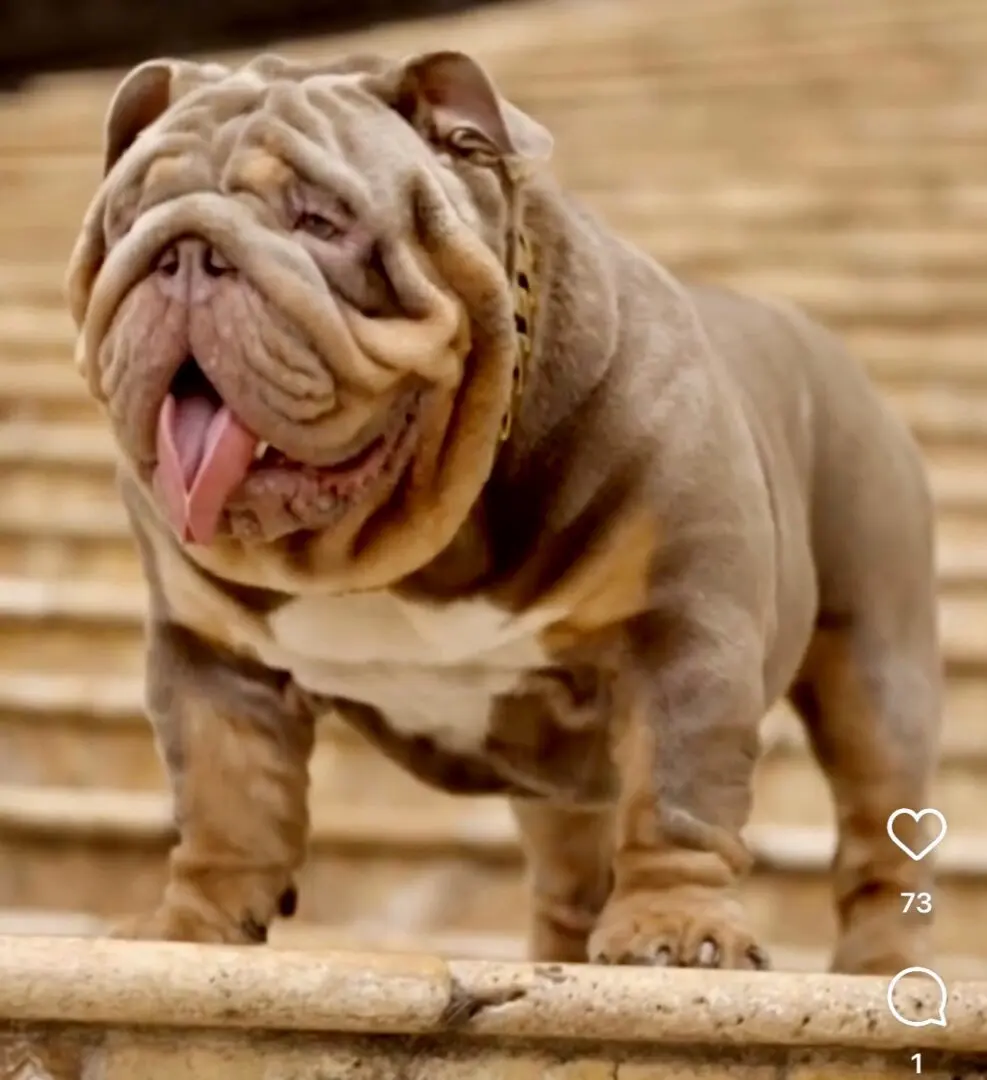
[498, 228, 536, 442]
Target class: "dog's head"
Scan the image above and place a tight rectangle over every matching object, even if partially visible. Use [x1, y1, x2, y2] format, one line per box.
[67, 51, 552, 588]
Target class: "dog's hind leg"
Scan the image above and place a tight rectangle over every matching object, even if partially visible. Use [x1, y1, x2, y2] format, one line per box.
[788, 619, 941, 975]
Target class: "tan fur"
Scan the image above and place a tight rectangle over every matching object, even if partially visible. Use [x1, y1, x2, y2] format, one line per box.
[67, 49, 941, 974]
[537, 509, 659, 653]
[791, 628, 937, 974]
[236, 150, 296, 194]
[112, 614, 314, 944]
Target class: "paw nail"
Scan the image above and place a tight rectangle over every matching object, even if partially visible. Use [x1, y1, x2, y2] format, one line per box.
[747, 945, 769, 970]
[240, 916, 269, 943]
[697, 940, 719, 967]
[278, 885, 298, 917]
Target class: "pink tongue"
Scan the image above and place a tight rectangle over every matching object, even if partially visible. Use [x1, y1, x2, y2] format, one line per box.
[154, 393, 259, 545]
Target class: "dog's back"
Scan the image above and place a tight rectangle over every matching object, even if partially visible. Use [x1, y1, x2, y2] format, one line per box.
[688, 282, 936, 642]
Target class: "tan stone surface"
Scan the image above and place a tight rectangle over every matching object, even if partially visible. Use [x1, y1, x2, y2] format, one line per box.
[1, 1029, 972, 1080]
[0, 938, 986, 1077]
[0, 936, 985, 1050]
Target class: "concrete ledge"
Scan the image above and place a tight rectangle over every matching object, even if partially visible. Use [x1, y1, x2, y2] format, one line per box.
[1, 1032, 982, 1080]
[0, 935, 985, 1056]
[2, 913, 987, 980]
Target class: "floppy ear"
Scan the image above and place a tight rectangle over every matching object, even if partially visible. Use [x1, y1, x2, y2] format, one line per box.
[101, 57, 229, 175]
[65, 60, 172, 324]
[383, 50, 553, 169]
[102, 60, 175, 175]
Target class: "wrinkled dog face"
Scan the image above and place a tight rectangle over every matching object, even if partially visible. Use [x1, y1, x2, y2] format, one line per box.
[67, 51, 551, 562]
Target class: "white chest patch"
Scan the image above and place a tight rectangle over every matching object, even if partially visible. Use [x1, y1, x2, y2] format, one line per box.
[255, 590, 562, 753]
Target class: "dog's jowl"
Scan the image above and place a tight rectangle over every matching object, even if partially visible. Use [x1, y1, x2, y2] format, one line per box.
[66, 50, 941, 973]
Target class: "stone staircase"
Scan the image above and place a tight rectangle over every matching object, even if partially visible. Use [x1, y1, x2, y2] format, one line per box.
[2, 0, 987, 1072]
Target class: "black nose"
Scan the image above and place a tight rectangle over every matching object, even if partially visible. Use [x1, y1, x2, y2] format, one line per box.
[202, 245, 233, 277]
[155, 238, 233, 278]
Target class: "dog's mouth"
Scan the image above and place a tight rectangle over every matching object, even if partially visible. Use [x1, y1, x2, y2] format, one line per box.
[152, 358, 421, 546]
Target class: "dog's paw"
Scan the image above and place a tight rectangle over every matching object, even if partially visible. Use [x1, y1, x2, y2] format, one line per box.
[108, 904, 251, 944]
[588, 885, 770, 970]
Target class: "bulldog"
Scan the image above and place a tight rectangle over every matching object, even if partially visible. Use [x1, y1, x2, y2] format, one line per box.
[66, 49, 941, 974]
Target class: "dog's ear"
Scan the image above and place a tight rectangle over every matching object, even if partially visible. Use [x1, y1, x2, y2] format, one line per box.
[101, 58, 229, 175]
[378, 50, 553, 169]
[67, 58, 226, 326]
[67, 60, 174, 324]
[102, 60, 175, 175]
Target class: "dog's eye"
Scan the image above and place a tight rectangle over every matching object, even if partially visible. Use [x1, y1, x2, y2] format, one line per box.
[295, 212, 341, 241]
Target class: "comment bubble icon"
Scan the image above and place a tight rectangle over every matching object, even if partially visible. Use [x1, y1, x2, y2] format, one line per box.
[887, 967, 948, 1028]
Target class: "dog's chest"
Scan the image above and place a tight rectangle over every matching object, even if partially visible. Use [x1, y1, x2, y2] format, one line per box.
[255, 589, 560, 752]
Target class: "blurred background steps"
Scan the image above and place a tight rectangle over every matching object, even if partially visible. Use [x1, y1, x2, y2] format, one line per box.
[0, 780, 984, 965]
[1, 0, 986, 985]
[7, 575, 987, 669]
[4, 666, 987, 809]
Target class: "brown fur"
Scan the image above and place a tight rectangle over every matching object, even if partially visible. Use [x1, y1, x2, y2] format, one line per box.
[66, 49, 941, 974]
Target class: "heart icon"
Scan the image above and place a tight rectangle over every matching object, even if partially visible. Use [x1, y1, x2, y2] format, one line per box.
[887, 808, 947, 861]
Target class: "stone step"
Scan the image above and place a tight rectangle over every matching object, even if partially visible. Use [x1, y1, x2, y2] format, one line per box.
[0, 464, 135, 580]
[888, 385, 987, 448]
[12, 579, 987, 689]
[9, 182, 987, 264]
[0, 531, 142, 582]
[0, 678, 982, 838]
[44, 147, 984, 196]
[6, 326, 987, 424]
[6, 128, 987, 244]
[0, 783, 984, 960]
[12, 187, 987, 261]
[3, 573, 987, 671]
[2, 936, 983, 1079]
[753, 743, 981, 831]
[7, 119, 987, 173]
[0, 427, 928, 524]
[1, 502, 986, 588]
[0, 420, 114, 467]
[6, 78, 984, 163]
[928, 450, 987, 515]
[0, 674, 983, 831]
[4, 70, 986, 158]
[1, 406, 986, 526]
[0, 459, 128, 530]
[936, 518, 987, 589]
[0, 303, 74, 353]
[4, 369, 987, 468]
[0, 442, 976, 535]
[1, 907, 986, 981]
[0, 265, 69, 313]
[5, 103, 987, 184]
[4, 234, 987, 352]
[0, 577, 147, 674]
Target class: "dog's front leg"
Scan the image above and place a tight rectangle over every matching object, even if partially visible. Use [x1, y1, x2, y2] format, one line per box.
[111, 620, 314, 944]
[588, 595, 769, 970]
